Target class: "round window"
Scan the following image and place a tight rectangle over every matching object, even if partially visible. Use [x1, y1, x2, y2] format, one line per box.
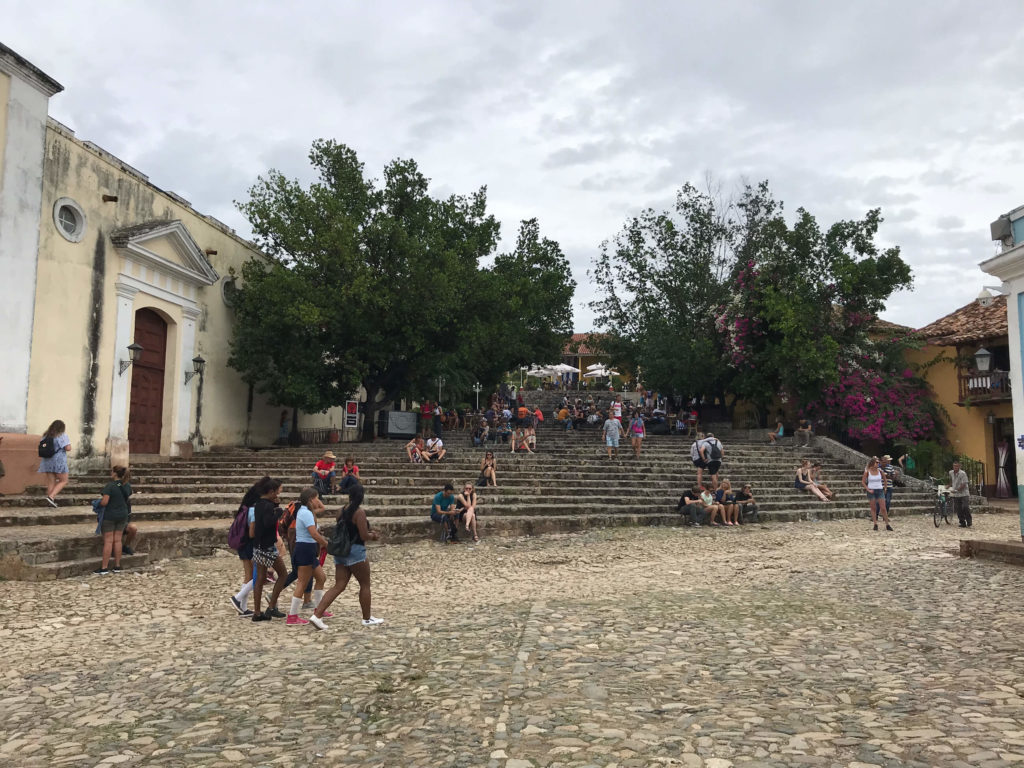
[52, 197, 86, 243]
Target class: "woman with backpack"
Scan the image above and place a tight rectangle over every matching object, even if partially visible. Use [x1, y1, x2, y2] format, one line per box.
[285, 487, 331, 626]
[250, 478, 289, 623]
[628, 409, 646, 457]
[229, 476, 270, 617]
[38, 419, 72, 507]
[309, 483, 383, 630]
[93, 465, 132, 574]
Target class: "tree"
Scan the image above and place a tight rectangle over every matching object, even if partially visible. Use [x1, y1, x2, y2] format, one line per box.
[720, 190, 913, 418]
[589, 183, 733, 400]
[231, 140, 575, 440]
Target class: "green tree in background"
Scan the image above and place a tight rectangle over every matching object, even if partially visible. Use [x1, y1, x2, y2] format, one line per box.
[230, 140, 575, 440]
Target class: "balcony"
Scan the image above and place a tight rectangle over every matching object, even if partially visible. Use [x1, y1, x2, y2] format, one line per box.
[958, 369, 1011, 405]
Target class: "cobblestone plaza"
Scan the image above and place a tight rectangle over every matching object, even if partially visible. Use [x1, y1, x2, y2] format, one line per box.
[2, 516, 1023, 768]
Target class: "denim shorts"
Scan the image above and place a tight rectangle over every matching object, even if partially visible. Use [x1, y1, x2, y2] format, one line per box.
[866, 489, 885, 500]
[334, 543, 366, 567]
[605, 434, 620, 447]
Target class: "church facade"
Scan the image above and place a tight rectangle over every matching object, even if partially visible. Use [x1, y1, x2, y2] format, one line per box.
[0, 43, 345, 491]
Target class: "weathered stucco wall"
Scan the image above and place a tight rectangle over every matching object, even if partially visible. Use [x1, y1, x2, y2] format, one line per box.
[26, 123, 344, 464]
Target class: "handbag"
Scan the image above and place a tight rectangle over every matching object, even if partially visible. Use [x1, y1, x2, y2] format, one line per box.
[327, 510, 353, 558]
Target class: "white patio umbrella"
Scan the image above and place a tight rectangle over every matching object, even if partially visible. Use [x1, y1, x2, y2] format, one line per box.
[552, 363, 580, 373]
[585, 362, 605, 371]
[583, 367, 609, 378]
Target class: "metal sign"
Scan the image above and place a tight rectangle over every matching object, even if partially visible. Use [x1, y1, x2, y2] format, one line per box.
[344, 400, 359, 429]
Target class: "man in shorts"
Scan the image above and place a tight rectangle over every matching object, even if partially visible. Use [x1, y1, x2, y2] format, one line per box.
[699, 432, 724, 490]
[602, 412, 625, 459]
[430, 483, 462, 542]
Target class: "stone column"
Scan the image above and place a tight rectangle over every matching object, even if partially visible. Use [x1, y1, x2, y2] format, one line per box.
[106, 282, 138, 466]
[171, 305, 200, 456]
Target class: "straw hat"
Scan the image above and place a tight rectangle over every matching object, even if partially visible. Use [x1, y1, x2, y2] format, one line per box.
[322, 450, 337, 460]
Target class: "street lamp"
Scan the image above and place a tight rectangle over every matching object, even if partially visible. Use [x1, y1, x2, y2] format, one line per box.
[975, 347, 993, 373]
[437, 375, 446, 404]
[472, 381, 483, 410]
[119, 342, 144, 376]
[519, 365, 527, 388]
[184, 354, 206, 385]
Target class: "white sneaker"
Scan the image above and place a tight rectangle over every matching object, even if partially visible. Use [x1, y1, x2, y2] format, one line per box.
[308, 615, 328, 631]
[362, 616, 384, 626]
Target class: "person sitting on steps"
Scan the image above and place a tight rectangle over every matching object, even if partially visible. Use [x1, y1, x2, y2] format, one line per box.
[430, 483, 462, 543]
[794, 459, 830, 502]
[479, 451, 498, 487]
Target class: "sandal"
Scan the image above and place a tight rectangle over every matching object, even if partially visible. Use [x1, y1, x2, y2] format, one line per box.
[473, 536, 479, 542]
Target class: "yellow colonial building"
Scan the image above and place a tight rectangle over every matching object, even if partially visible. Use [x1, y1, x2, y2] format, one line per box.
[908, 292, 1015, 498]
[0, 43, 344, 492]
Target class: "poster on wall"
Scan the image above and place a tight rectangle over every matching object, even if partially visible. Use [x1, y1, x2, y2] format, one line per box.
[344, 400, 359, 429]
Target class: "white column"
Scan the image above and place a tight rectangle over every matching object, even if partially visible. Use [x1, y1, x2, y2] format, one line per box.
[0, 75, 54, 432]
[173, 305, 200, 445]
[107, 282, 138, 441]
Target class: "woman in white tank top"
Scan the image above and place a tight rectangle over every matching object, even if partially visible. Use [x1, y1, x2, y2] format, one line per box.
[862, 457, 893, 532]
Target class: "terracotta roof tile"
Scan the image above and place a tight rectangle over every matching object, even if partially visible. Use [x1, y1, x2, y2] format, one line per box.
[564, 333, 605, 356]
[914, 294, 1007, 346]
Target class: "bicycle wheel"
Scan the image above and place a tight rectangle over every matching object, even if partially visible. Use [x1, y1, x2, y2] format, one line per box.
[942, 499, 952, 525]
[934, 499, 942, 527]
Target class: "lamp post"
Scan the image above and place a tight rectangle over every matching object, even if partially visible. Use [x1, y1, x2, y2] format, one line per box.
[472, 381, 483, 411]
[437, 375, 446, 404]
[519, 365, 527, 388]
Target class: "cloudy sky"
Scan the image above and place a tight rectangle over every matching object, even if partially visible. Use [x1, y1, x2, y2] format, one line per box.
[6, 1, 1024, 330]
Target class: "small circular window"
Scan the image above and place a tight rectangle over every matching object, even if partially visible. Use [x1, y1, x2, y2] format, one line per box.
[53, 197, 86, 243]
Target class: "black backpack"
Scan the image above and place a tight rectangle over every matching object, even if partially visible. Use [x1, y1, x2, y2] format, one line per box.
[707, 439, 723, 461]
[38, 436, 57, 459]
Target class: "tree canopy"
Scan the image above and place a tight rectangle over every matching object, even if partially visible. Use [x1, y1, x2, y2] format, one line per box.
[228, 140, 576, 439]
[590, 181, 918, 432]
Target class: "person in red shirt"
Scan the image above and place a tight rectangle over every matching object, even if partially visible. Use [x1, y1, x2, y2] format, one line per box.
[339, 456, 360, 491]
[312, 451, 337, 495]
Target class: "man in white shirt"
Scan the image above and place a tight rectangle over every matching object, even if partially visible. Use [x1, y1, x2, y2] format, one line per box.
[949, 460, 971, 528]
[425, 435, 447, 463]
[611, 395, 623, 422]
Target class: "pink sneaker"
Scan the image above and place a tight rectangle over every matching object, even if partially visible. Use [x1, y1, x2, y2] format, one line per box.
[320, 611, 333, 619]
[285, 614, 309, 626]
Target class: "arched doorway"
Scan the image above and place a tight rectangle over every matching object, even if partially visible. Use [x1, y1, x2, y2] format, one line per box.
[128, 308, 167, 454]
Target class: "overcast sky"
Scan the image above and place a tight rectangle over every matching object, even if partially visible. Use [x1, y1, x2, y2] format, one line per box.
[6, 1, 1024, 331]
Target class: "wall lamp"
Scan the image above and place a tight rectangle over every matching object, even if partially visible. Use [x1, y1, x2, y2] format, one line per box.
[119, 342, 144, 376]
[184, 355, 206, 385]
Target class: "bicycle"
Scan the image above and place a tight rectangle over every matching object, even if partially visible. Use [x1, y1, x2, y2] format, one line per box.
[928, 475, 952, 527]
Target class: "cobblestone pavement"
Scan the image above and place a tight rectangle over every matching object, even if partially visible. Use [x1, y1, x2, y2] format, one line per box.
[2, 516, 1024, 768]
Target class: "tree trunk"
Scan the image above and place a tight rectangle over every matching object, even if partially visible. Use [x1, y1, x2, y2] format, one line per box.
[288, 406, 302, 446]
[360, 384, 379, 443]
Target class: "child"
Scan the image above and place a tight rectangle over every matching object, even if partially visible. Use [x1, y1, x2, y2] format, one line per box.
[700, 486, 725, 527]
[312, 451, 337, 495]
[768, 421, 784, 445]
[285, 487, 331, 626]
[250, 479, 289, 623]
[93, 465, 133, 574]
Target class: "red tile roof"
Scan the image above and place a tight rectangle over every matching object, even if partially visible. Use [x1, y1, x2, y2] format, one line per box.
[564, 333, 605, 356]
[915, 295, 1007, 347]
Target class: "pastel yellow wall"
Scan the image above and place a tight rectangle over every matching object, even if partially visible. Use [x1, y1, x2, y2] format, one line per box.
[26, 123, 344, 460]
[906, 344, 1011, 485]
[0, 71, 9, 181]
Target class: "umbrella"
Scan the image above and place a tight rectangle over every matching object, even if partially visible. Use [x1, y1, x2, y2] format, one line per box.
[551, 363, 580, 373]
[585, 362, 605, 371]
[583, 367, 609, 378]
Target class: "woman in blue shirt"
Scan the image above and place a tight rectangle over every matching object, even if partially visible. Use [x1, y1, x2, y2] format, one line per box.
[286, 487, 330, 626]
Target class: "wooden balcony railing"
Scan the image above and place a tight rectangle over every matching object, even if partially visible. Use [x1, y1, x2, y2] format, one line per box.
[958, 369, 1011, 404]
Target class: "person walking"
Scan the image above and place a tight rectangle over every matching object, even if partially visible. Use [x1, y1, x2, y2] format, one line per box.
[862, 457, 893, 532]
[602, 411, 626, 459]
[700, 432, 725, 490]
[230, 476, 270, 617]
[38, 419, 72, 507]
[690, 432, 707, 487]
[309, 483, 383, 630]
[250, 479, 289, 622]
[285, 487, 331, 626]
[628, 409, 646, 457]
[949, 460, 972, 528]
[93, 466, 132, 574]
[880, 454, 898, 514]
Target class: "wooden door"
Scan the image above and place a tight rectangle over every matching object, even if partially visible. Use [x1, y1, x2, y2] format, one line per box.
[128, 308, 167, 454]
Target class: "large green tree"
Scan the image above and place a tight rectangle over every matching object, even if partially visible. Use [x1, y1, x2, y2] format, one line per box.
[230, 140, 575, 440]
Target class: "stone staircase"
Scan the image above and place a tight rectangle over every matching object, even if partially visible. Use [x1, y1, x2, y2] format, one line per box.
[0, 392, 951, 579]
